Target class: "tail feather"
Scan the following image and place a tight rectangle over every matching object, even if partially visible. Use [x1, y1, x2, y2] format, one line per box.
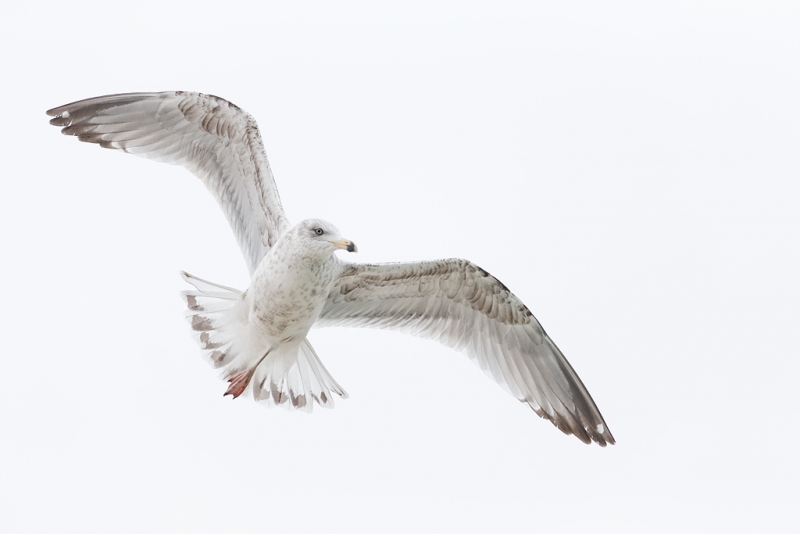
[181, 271, 242, 296]
[250, 339, 349, 412]
[180, 271, 244, 370]
[299, 339, 349, 401]
[180, 271, 348, 411]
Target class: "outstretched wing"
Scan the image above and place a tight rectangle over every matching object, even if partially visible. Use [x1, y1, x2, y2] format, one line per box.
[318, 259, 614, 446]
[47, 92, 291, 275]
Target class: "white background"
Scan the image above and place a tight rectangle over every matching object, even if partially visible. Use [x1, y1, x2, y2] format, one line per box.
[1, 1, 798, 532]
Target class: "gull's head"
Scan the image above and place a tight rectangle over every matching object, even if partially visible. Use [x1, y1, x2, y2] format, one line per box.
[294, 219, 357, 257]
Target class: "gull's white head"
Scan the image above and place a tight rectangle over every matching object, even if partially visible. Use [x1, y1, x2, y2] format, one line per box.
[291, 218, 357, 258]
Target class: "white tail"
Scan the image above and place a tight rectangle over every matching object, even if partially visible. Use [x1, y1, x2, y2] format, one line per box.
[251, 339, 349, 410]
[180, 271, 348, 411]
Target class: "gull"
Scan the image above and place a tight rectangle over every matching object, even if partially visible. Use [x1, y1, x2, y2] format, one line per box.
[47, 92, 615, 445]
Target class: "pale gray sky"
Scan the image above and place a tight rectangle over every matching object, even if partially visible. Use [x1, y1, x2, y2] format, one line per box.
[1, 1, 798, 532]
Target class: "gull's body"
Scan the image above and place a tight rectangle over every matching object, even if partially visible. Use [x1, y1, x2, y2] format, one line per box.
[252, 227, 338, 341]
[191, 219, 354, 404]
[47, 91, 615, 445]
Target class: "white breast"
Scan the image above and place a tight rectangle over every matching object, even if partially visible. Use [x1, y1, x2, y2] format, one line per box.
[248, 239, 340, 344]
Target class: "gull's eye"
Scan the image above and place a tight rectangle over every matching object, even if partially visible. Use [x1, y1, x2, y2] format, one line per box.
[314, 227, 324, 236]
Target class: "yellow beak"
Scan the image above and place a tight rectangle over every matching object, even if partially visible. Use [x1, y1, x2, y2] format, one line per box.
[332, 239, 357, 253]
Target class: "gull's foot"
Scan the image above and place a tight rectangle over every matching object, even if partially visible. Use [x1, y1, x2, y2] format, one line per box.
[224, 369, 254, 399]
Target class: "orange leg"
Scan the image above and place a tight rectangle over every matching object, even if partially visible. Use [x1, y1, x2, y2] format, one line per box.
[224, 369, 255, 398]
[223, 349, 271, 399]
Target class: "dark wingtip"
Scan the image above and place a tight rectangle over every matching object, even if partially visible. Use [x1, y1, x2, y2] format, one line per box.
[48, 115, 71, 127]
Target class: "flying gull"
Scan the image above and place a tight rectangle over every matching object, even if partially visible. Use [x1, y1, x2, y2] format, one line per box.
[47, 92, 615, 446]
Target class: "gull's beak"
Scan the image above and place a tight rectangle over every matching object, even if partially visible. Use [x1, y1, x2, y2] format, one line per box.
[333, 238, 358, 253]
